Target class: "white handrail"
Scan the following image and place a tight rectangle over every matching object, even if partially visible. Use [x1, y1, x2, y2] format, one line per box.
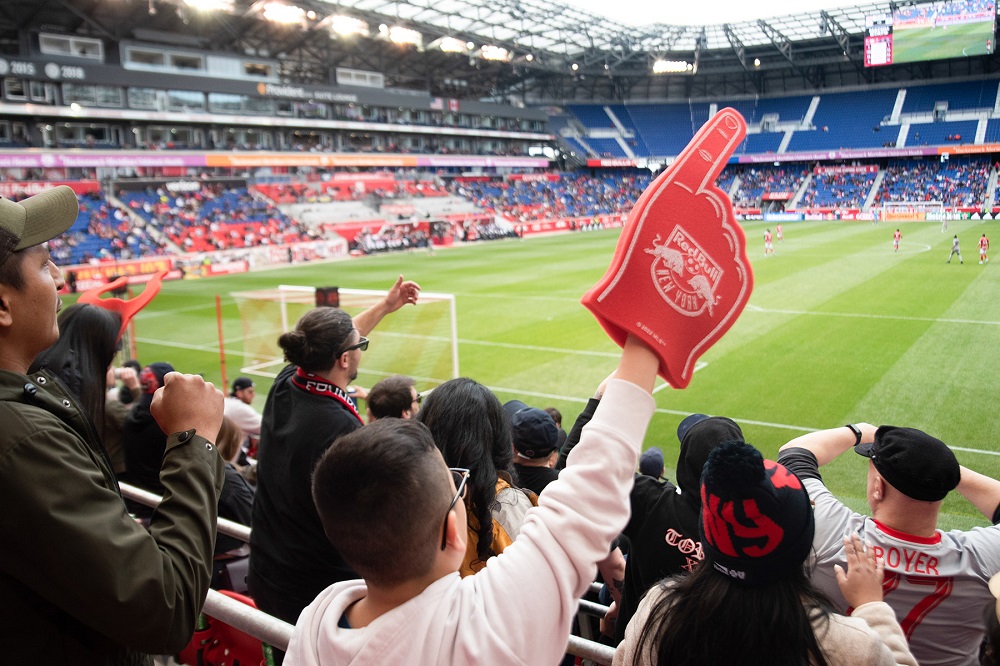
[120, 481, 616, 664]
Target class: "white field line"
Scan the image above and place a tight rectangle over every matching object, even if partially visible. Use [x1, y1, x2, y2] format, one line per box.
[137, 334, 1000, 458]
[139, 292, 999, 328]
[743, 304, 1000, 326]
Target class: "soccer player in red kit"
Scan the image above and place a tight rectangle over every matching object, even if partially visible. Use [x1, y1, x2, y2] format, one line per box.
[764, 229, 774, 255]
[980, 234, 990, 264]
[776, 224, 783, 242]
[893, 229, 902, 253]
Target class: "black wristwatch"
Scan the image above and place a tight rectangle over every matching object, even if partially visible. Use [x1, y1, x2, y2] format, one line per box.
[844, 424, 862, 446]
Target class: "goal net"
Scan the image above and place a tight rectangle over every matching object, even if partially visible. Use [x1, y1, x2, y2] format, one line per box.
[878, 200, 944, 222]
[229, 285, 459, 389]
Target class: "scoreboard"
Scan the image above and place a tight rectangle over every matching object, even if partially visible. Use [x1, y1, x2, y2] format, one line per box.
[864, 13, 894, 66]
[864, 0, 996, 67]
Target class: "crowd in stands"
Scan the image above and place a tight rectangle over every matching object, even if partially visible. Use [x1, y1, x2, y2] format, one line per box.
[894, 0, 992, 24]
[120, 185, 314, 253]
[798, 171, 877, 209]
[731, 166, 808, 207]
[253, 179, 448, 205]
[875, 159, 992, 207]
[352, 226, 434, 254]
[29, 157, 1000, 272]
[26, 190, 171, 265]
[451, 172, 652, 224]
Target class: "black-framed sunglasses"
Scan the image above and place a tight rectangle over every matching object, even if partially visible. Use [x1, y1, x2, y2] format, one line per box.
[338, 336, 369, 356]
[440, 467, 470, 551]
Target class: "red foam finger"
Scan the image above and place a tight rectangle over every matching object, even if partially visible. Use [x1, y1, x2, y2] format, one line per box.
[667, 109, 746, 194]
[581, 108, 752, 389]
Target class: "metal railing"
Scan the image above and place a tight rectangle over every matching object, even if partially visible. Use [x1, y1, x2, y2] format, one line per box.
[121, 482, 616, 664]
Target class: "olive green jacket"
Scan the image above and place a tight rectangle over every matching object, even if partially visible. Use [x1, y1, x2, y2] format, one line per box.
[0, 369, 225, 664]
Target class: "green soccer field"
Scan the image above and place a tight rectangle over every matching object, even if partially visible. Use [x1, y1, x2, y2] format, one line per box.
[893, 21, 995, 62]
[102, 218, 999, 530]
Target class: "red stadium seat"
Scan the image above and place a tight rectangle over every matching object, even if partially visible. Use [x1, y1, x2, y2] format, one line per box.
[176, 590, 268, 666]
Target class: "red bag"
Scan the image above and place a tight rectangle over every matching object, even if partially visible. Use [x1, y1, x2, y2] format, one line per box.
[582, 108, 752, 389]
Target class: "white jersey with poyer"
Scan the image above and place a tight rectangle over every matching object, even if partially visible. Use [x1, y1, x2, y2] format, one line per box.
[779, 449, 1000, 666]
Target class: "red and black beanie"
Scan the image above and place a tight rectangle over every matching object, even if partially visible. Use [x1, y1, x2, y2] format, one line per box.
[699, 440, 814, 586]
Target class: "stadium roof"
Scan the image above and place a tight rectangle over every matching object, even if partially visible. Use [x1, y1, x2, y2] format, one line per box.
[1, 0, 997, 101]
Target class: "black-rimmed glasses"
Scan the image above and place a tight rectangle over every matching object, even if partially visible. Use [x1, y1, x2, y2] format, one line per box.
[440, 467, 470, 550]
[338, 336, 369, 356]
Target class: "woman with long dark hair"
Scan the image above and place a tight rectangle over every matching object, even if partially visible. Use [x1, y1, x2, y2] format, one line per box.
[30, 303, 121, 439]
[417, 377, 535, 575]
[615, 441, 917, 666]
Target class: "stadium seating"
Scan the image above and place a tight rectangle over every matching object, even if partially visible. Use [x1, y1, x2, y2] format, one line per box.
[740, 133, 784, 154]
[901, 80, 999, 113]
[562, 81, 1000, 158]
[606, 104, 651, 155]
[798, 172, 877, 208]
[120, 187, 309, 253]
[906, 120, 980, 146]
[730, 166, 808, 207]
[586, 137, 628, 158]
[452, 172, 652, 221]
[45, 191, 170, 266]
[786, 89, 899, 151]
[619, 104, 698, 156]
[874, 158, 991, 206]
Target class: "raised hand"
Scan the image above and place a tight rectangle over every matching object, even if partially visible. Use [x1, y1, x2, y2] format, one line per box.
[384, 275, 421, 312]
[150, 372, 224, 445]
[582, 109, 753, 389]
[835, 533, 885, 608]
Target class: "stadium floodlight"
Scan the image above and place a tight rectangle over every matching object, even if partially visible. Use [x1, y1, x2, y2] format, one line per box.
[260, 2, 306, 24]
[525, 53, 534, 62]
[378, 24, 422, 47]
[183, 0, 234, 11]
[329, 14, 369, 37]
[437, 37, 470, 52]
[652, 59, 693, 74]
[480, 45, 510, 61]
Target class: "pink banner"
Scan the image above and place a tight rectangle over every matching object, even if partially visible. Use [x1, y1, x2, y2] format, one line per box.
[814, 165, 879, 174]
[0, 180, 100, 196]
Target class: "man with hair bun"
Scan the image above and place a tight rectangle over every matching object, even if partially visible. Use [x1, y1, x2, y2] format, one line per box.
[248, 275, 420, 641]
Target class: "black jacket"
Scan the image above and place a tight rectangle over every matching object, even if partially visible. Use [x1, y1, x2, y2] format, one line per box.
[248, 364, 361, 623]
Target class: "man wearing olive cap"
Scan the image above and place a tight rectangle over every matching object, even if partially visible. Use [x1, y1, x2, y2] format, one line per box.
[779, 423, 1000, 666]
[0, 187, 226, 663]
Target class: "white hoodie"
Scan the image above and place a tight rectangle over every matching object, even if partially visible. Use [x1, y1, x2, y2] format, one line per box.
[285, 379, 654, 666]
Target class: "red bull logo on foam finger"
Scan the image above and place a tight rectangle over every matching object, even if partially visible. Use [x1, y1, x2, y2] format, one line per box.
[648, 226, 723, 317]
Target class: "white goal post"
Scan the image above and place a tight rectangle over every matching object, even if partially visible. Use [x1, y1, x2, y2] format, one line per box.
[230, 284, 459, 386]
[878, 200, 944, 221]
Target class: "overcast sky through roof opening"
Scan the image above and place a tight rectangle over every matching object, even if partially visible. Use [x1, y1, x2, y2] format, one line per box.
[568, 0, 872, 25]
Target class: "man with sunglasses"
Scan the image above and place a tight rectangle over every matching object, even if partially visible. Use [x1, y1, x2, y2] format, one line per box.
[248, 275, 420, 648]
[287, 335, 660, 666]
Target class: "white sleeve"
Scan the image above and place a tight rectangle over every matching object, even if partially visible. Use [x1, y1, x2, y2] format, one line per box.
[224, 399, 262, 437]
[474, 379, 655, 666]
[850, 602, 919, 666]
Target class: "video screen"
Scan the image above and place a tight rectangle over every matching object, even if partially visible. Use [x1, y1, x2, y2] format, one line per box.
[864, 0, 996, 67]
